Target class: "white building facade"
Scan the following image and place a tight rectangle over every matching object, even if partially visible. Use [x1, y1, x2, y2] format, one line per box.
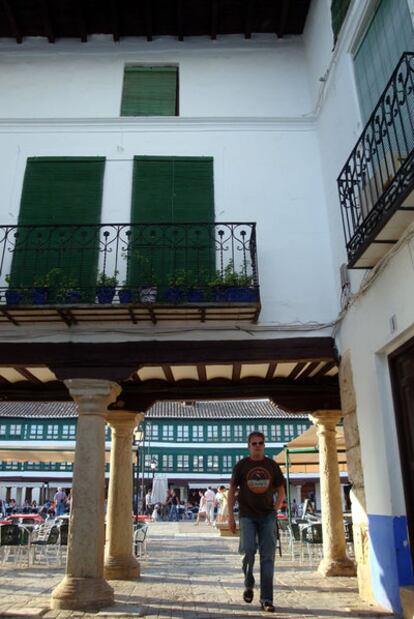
[0, 0, 413, 614]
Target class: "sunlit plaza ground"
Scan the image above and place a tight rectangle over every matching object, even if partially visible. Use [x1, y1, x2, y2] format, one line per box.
[0, 521, 393, 619]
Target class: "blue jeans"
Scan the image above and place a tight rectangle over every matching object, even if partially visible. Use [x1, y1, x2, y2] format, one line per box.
[239, 512, 277, 603]
[168, 504, 178, 521]
[56, 501, 66, 516]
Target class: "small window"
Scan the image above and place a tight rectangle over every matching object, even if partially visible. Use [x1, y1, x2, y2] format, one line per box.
[207, 425, 219, 440]
[46, 424, 59, 439]
[162, 454, 173, 471]
[29, 424, 44, 439]
[0, 425, 7, 436]
[192, 425, 204, 442]
[61, 424, 76, 439]
[223, 455, 233, 471]
[121, 66, 178, 117]
[207, 455, 219, 470]
[162, 425, 174, 441]
[234, 425, 243, 441]
[177, 425, 189, 442]
[177, 454, 189, 470]
[270, 424, 282, 441]
[193, 455, 204, 471]
[221, 425, 231, 440]
[10, 424, 22, 436]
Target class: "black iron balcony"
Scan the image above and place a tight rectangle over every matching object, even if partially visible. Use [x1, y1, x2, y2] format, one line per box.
[338, 52, 414, 268]
[0, 222, 260, 325]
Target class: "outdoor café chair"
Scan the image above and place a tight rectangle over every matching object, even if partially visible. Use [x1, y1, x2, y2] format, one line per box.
[300, 523, 323, 563]
[31, 523, 60, 565]
[0, 523, 30, 566]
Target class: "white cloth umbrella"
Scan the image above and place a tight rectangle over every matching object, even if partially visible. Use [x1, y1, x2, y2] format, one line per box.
[150, 476, 168, 505]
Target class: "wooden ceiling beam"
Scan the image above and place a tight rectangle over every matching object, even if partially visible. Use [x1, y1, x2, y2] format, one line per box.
[2, 0, 22, 43]
[108, 0, 120, 42]
[288, 362, 307, 380]
[197, 364, 207, 382]
[145, 0, 153, 41]
[266, 362, 277, 380]
[40, 0, 55, 43]
[313, 360, 337, 378]
[210, 0, 218, 40]
[75, 0, 87, 42]
[14, 367, 44, 385]
[277, 0, 290, 38]
[244, 0, 252, 39]
[232, 363, 242, 381]
[296, 361, 321, 379]
[177, 0, 184, 41]
[162, 365, 175, 383]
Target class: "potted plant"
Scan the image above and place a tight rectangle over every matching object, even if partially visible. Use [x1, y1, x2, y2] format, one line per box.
[4, 274, 23, 305]
[118, 281, 134, 304]
[165, 269, 188, 304]
[32, 267, 65, 304]
[208, 261, 257, 302]
[96, 271, 118, 304]
[186, 270, 205, 303]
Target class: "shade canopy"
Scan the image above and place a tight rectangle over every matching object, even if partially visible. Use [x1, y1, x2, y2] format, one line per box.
[275, 425, 348, 474]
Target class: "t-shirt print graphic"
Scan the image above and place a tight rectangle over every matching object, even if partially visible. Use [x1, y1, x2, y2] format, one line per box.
[246, 466, 271, 494]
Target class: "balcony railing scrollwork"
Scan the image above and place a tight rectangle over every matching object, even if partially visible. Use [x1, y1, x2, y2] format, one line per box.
[338, 52, 414, 267]
[0, 222, 260, 309]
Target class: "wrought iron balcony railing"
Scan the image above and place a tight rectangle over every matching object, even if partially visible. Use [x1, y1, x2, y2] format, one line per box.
[338, 52, 414, 268]
[0, 222, 259, 308]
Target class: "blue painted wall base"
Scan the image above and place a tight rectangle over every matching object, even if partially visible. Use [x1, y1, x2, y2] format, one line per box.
[368, 514, 414, 612]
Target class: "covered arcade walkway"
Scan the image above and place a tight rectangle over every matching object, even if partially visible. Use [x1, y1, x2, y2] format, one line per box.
[0, 521, 391, 619]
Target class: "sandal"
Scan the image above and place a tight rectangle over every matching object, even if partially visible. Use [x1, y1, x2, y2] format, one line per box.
[260, 600, 275, 613]
[243, 588, 254, 603]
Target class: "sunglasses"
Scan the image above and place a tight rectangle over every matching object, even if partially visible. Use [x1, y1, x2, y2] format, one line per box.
[250, 441, 264, 446]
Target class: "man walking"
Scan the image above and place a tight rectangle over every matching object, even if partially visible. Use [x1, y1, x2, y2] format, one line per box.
[228, 432, 285, 613]
[204, 486, 216, 525]
[54, 487, 67, 517]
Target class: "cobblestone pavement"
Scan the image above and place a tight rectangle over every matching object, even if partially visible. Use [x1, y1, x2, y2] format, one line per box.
[0, 521, 393, 619]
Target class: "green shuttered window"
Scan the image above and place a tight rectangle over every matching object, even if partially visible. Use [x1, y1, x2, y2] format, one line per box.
[121, 66, 178, 116]
[129, 156, 214, 286]
[331, 0, 351, 44]
[10, 157, 105, 293]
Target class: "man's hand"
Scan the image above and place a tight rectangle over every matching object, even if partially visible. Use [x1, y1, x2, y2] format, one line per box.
[228, 513, 236, 534]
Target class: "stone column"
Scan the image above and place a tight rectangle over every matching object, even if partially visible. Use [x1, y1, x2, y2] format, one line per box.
[309, 410, 356, 577]
[104, 411, 144, 580]
[51, 379, 121, 611]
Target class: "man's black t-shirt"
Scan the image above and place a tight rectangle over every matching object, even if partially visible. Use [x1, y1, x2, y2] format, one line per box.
[231, 456, 285, 518]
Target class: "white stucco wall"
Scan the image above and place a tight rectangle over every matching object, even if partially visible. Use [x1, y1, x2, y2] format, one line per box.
[0, 33, 339, 331]
[0, 36, 312, 119]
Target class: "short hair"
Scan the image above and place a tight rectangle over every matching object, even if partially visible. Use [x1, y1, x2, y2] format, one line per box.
[248, 431, 265, 445]
[219, 485, 226, 491]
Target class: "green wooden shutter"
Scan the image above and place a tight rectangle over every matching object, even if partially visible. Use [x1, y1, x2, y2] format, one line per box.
[10, 157, 105, 297]
[354, 0, 414, 123]
[129, 156, 214, 287]
[121, 67, 178, 116]
[331, 0, 351, 44]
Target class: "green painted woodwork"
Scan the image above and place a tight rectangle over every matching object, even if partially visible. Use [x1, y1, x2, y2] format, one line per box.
[121, 66, 178, 116]
[353, 0, 414, 123]
[10, 157, 105, 297]
[331, 0, 351, 43]
[129, 156, 214, 288]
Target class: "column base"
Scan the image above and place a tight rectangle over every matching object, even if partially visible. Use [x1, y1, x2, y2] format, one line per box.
[50, 575, 114, 610]
[318, 557, 357, 577]
[104, 554, 140, 580]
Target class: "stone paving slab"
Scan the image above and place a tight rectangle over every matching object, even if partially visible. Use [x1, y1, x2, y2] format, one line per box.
[0, 522, 393, 619]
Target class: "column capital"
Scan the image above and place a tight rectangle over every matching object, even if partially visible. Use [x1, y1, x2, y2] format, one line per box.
[309, 409, 342, 428]
[106, 411, 144, 433]
[64, 379, 121, 416]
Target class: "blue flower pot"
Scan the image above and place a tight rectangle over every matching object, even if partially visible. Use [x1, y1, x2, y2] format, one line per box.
[165, 287, 185, 304]
[96, 286, 115, 304]
[187, 288, 204, 303]
[32, 287, 48, 305]
[65, 291, 82, 304]
[118, 289, 133, 304]
[5, 290, 22, 305]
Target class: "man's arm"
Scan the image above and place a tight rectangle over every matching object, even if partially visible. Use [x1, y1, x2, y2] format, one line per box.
[227, 482, 237, 533]
[273, 484, 286, 511]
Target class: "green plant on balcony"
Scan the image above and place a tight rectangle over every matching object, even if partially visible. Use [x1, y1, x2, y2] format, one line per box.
[96, 270, 119, 304]
[33, 268, 80, 304]
[208, 260, 256, 302]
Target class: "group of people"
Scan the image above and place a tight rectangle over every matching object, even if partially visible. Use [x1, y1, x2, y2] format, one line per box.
[194, 485, 228, 526]
[0, 487, 70, 520]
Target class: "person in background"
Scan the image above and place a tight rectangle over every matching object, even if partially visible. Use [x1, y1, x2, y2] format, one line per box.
[215, 485, 229, 524]
[228, 431, 285, 614]
[204, 486, 216, 526]
[194, 491, 206, 525]
[54, 487, 67, 516]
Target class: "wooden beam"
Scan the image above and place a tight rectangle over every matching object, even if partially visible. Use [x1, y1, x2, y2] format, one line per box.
[266, 362, 277, 380]
[232, 363, 242, 381]
[145, 0, 153, 41]
[313, 360, 337, 378]
[197, 364, 207, 382]
[288, 362, 307, 380]
[277, 0, 290, 38]
[40, 0, 55, 43]
[177, 0, 184, 41]
[162, 365, 175, 383]
[75, 0, 87, 42]
[210, 0, 218, 39]
[0, 338, 338, 368]
[243, 0, 252, 39]
[14, 368, 44, 385]
[296, 361, 321, 379]
[117, 377, 341, 412]
[108, 0, 120, 41]
[2, 0, 22, 43]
